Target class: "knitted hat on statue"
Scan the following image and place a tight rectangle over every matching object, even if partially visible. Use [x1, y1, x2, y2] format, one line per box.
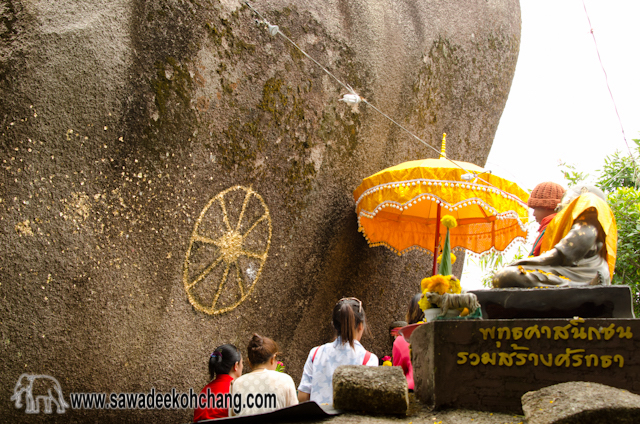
[527, 182, 566, 209]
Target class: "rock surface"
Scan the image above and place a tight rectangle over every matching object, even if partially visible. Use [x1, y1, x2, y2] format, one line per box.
[522, 381, 640, 424]
[1, 0, 520, 421]
[293, 394, 527, 424]
[333, 365, 408, 415]
[291, 394, 526, 424]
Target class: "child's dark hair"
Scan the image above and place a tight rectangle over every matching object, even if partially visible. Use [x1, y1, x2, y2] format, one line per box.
[209, 344, 241, 380]
[406, 293, 425, 325]
[247, 334, 279, 367]
[332, 297, 366, 349]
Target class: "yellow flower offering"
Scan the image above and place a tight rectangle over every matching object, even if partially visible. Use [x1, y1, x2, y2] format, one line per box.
[436, 252, 457, 264]
[429, 276, 450, 295]
[447, 277, 462, 294]
[418, 294, 432, 311]
[418, 275, 463, 312]
[420, 277, 430, 292]
[382, 360, 392, 366]
[421, 274, 449, 294]
[441, 215, 457, 229]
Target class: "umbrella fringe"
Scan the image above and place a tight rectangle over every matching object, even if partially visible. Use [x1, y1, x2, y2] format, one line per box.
[355, 178, 529, 209]
[364, 237, 529, 259]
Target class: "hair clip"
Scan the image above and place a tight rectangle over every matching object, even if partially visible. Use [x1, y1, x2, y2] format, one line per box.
[338, 297, 362, 313]
[211, 351, 222, 358]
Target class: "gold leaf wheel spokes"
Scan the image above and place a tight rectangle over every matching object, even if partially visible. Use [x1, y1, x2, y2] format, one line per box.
[183, 186, 272, 315]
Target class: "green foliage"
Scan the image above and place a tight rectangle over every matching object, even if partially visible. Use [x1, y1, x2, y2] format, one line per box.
[608, 187, 640, 316]
[608, 187, 640, 276]
[594, 139, 640, 316]
[596, 139, 640, 192]
[479, 251, 504, 288]
[479, 246, 527, 288]
[558, 161, 590, 187]
[564, 138, 640, 315]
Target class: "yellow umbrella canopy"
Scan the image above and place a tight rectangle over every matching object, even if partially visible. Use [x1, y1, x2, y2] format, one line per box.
[353, 156, 530, 263]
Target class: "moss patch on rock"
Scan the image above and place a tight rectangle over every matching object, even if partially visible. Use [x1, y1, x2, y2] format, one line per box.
[405, 32, 519, 163]
[124, 0, 211, 156]
[201, 5, 370, 214]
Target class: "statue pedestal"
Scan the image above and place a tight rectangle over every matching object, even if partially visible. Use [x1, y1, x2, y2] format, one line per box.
[471, 286, 634, 319]
[411, 318, 640, 413]
[470, 286, 635, 319]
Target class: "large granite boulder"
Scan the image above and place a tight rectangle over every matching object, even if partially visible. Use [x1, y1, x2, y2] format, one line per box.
[0, 0, 520, 421]
[522, 381, 640, 424]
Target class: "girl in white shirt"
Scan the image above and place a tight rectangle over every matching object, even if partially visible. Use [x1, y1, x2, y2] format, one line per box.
[229, 334, 298, 416]
[298, 297, 378, 405]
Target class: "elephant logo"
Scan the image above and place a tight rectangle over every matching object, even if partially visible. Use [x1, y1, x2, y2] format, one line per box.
[11, 373, 69, 414]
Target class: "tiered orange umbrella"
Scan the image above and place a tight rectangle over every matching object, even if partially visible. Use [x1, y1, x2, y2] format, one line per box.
[353, 136, 530, 275]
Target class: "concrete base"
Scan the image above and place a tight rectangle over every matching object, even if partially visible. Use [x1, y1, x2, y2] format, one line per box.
[470, 286, 635, 320]
[411, 318, 640, 413]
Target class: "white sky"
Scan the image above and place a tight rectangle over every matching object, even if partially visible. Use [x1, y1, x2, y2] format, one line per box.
[462, 0, 640, 289]
[486, 0, 640, 191]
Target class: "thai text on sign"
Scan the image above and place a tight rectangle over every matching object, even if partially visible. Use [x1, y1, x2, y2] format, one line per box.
[456, 319, 632, 369]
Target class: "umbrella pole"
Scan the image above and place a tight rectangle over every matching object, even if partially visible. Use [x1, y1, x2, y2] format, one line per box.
[432, 204, 441, 276]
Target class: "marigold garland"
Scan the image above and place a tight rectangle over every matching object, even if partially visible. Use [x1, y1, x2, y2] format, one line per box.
[517, 266, 570, 280]
[421, 275, 449, 294]
[429, 278, 450, 296]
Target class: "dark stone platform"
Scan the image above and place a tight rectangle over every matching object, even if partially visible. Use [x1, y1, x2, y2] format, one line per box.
[411, 318, 640, 413]
[470, 286, 635, 320]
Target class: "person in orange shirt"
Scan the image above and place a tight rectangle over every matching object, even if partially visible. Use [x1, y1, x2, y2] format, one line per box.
[193, 344, 243, 422]
[527, 182, 566, 256]
[493, 185, 616, 288]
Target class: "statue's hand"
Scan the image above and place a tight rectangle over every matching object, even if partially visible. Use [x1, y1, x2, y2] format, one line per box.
[511, 249, 562, 267]
[510, 257, 534, 266]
